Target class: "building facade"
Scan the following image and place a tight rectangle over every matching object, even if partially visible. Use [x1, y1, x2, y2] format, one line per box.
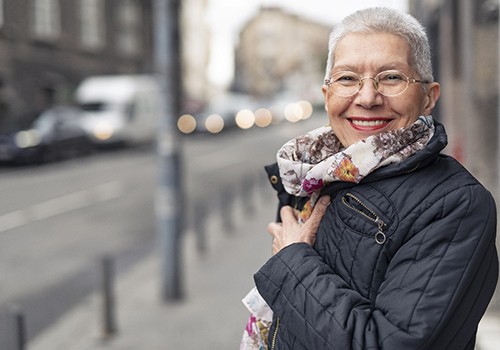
[410, 0, 499, 310]
[180, 0, 211, 114]
[410, 0, 498, 191]
[0, 0, 155, 122]
[234, 7, 331, 104]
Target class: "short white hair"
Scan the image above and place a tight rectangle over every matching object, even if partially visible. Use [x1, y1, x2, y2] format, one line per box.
[325, 7, 434, 83]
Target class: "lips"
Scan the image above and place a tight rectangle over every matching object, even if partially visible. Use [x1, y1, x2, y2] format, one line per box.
[349, 117, 393, 131]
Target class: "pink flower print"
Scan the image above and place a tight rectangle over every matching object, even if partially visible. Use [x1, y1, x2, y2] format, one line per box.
[302, 177, 323, 194]
[245, 314, 257, 335]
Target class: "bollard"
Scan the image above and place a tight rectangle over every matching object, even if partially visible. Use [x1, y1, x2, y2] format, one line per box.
[242, 176, 256, 216]
[101, 255, 117, 338]
[221, 185, 235, 234]
[11, 306, 26, 350]
[194, 201, 208, 254]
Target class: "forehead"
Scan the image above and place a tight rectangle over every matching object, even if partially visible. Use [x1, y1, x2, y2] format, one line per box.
[333, 32, 412, 71]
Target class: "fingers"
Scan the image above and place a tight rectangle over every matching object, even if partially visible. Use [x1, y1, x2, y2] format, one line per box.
[278, 197, 330, 227]
[304, 196, 330, 229]
[312, 196, 331, 219]
[272, 237, 280, 255]
[267, 221, 283, 255]
[267, 221, 281, 235]
[267, 197, 331, 254]
[280, 205, 299, 223]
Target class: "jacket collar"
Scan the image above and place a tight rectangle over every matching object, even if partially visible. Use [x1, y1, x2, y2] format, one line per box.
[361, 120, 447, 183]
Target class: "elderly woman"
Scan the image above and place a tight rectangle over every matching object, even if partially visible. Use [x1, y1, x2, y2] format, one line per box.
[246, 7, 498, 350]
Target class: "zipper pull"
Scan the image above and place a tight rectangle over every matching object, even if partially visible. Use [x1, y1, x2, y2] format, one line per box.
[375, 219, 386, 245]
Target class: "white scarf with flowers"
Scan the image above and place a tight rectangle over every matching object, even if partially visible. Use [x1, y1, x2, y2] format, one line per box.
[278, 115, 435, 204]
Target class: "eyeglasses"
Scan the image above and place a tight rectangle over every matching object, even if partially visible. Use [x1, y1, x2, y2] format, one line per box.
[324, 70, 429, 97]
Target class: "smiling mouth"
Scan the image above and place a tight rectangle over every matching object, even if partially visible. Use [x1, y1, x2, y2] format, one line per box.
[349, 118, 392, 131]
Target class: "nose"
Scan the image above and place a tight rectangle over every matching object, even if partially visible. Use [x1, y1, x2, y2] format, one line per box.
[354, 77, 383, 107]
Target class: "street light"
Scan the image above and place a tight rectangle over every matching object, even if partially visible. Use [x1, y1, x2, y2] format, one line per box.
[153, 0, 184, 302]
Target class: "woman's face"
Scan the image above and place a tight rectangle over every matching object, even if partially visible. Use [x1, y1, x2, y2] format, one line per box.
[322, 32, 440, 147]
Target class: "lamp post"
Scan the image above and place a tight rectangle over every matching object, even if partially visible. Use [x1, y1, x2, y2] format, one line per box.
[153, 0, 184, 301]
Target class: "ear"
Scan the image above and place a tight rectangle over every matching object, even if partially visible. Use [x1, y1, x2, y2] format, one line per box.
[422, 82, 440, 115]
[322, 84, 329, 112]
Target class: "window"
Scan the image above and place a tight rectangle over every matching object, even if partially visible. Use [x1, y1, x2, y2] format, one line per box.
[0, 0, 4, 28]
[80, 0, 105, 49]
[116, 0, 141, 56]
[32, 0, 61, 40]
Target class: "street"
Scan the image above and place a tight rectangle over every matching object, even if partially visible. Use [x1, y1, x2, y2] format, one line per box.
[0, 114, 323, 347]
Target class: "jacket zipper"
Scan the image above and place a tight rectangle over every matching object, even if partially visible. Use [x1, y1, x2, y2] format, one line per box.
[270, 317, 280, 350]
[405, 162, 420, 174]
[342, 193, 387, 244]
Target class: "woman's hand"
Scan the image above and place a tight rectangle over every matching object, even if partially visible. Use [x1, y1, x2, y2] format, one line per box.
[268, 196, 330, 255]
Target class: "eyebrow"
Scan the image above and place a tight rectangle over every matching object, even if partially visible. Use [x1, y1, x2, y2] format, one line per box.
[333, 63, 409, 72]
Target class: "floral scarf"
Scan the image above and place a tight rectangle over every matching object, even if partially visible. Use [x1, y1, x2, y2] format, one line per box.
[278, 115, 435, 208]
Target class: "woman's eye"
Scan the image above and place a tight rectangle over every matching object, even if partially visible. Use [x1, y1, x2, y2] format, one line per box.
[381, 73, 404, 81]
[335, 75, 357, 83]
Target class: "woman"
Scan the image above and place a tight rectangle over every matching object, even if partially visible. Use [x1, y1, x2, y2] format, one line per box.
[249, 7, 498, 350]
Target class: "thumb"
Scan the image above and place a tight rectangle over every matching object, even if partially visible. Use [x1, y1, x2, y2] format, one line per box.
[307, 196, 330, 226]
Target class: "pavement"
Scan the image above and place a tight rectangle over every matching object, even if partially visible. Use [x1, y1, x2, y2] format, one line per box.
[28, 178, 500, 350]
[29, 177, 274, 350]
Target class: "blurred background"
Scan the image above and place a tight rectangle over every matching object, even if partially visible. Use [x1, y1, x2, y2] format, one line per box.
[0, 0, 498, 349]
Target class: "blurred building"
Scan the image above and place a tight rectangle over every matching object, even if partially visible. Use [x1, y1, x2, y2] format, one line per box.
[180, 0, 211, 114]
[410, 0, 498, 190]
[410, 0, 499, 310]
[0, 0, 156, 122]
[233, 7, 331, 104]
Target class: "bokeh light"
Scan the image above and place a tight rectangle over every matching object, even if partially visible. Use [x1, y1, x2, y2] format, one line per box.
[298, 100, 313, 120]
[235, 109, 255, 129]
[205, 114, 225, 133]
[284, 102, 302, 123]
[177, 114, 197, 134]
[254, 108, 273, 128]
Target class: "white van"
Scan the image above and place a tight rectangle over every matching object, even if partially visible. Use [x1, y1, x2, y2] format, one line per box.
[74, 75, 163, 146]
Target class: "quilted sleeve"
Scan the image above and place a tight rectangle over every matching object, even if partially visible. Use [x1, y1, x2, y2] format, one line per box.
[254, 184, 498, 349]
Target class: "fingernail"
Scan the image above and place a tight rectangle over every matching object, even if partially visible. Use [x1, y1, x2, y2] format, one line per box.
[320, 196, 330, 204]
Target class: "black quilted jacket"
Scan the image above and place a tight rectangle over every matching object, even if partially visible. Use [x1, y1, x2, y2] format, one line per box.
[255, 121, 498, 350]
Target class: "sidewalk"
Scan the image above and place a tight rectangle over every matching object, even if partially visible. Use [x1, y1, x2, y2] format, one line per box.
[30, 180, 274, 350]
[29, 181, 500, 350]
[477, 311, 500, 350]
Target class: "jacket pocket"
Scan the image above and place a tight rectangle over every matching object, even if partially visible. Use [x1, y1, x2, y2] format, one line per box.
[336, 186, 397, 244]
[342, 193, 388, 244]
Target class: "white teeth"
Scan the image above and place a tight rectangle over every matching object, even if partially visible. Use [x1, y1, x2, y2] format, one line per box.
[351, 119, 388, 127]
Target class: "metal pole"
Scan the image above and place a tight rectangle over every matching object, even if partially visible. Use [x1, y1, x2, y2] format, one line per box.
[497, 0, 500, 312]
[153, 0, 184, 301]
[11, 306, 26, 350]
[101, 255, 117, 337]
[459, 0, 475, 169]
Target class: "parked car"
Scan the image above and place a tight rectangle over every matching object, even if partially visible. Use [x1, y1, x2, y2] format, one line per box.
[74, 75, 162, 146]
[0, 106, 93, 164]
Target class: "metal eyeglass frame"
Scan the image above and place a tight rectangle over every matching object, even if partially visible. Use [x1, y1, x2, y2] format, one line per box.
[324, 70, 429, 97]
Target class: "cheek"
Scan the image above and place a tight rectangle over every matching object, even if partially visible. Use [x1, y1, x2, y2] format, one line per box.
[387, 98, 422, 123]
[397, 92, 428, 117]
[407, 104, 424, 122]
[326, 97, 350, 120]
